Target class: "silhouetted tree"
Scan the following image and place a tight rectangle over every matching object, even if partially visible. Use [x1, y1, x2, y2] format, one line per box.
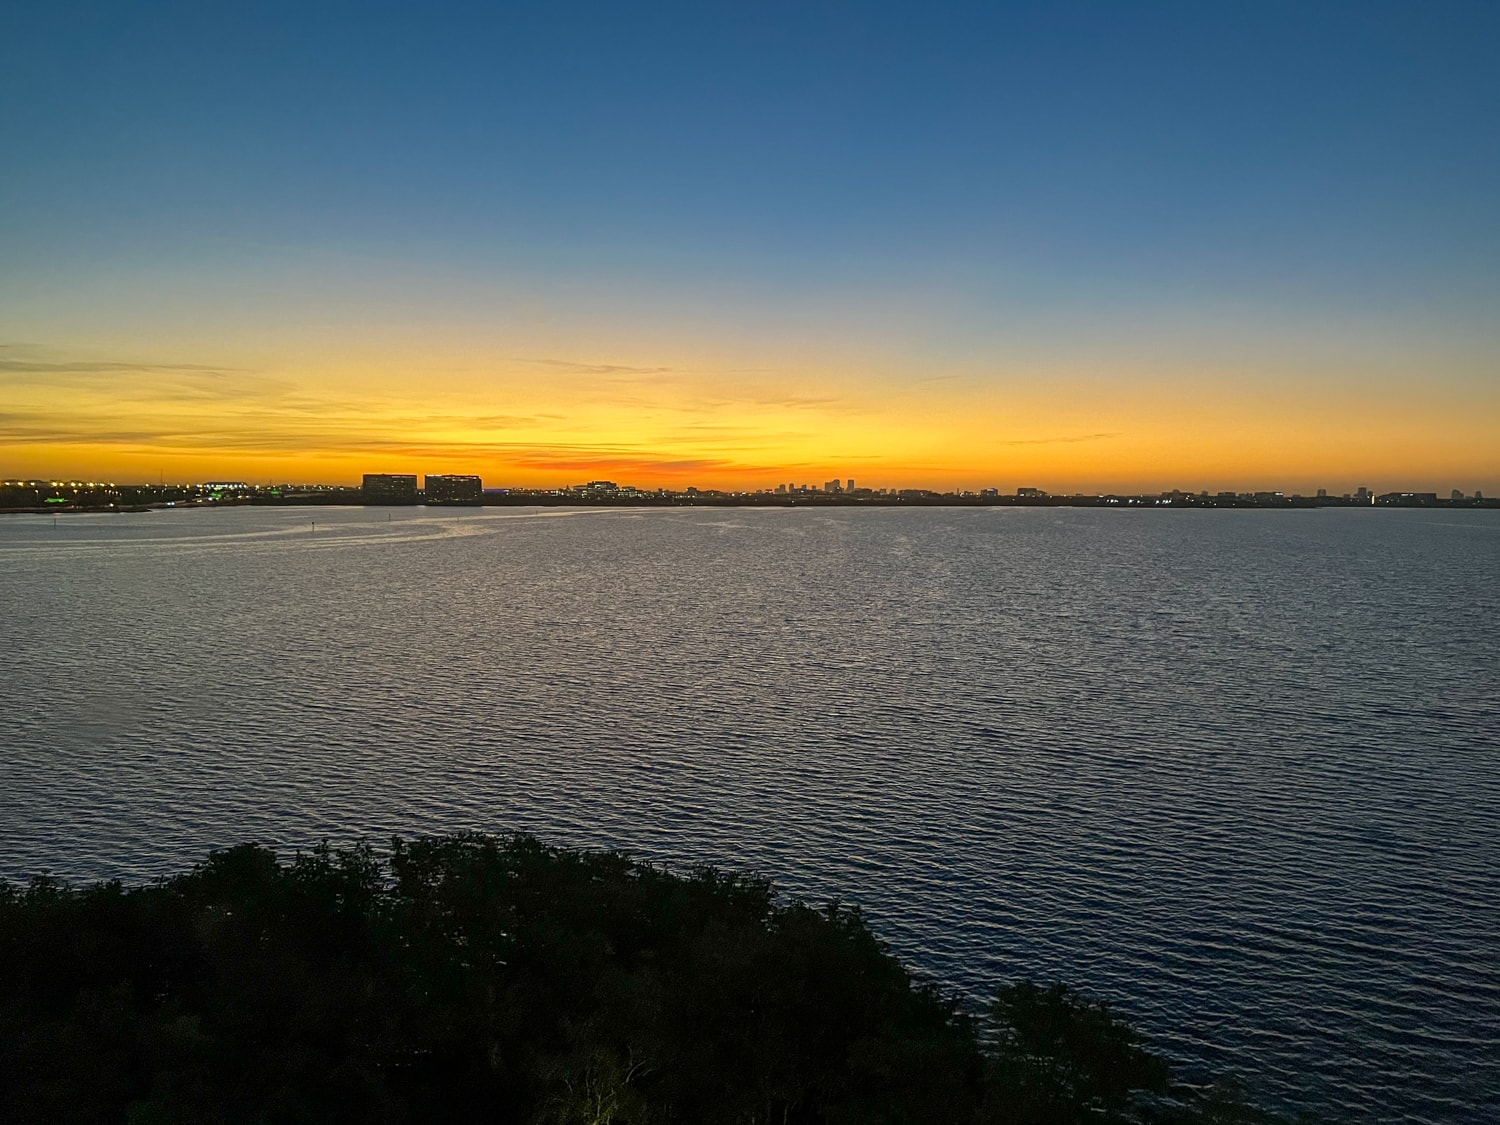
[0, 835, 1302, 1125]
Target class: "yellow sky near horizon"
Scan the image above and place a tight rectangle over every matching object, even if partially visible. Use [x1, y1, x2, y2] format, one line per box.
[3, 339, 1496, 494]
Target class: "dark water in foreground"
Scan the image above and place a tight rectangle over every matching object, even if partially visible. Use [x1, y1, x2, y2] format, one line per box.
[2, 505, 1496, 1121]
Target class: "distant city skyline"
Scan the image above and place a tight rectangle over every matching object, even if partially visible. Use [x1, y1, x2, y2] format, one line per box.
[2, 3, 1497, 493]
[3, 472, 1488, 510]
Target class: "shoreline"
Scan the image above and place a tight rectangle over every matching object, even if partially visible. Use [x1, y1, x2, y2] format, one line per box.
[4, 495, 1498, 515]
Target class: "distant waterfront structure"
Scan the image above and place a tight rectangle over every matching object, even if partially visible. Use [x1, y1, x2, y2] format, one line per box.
[362, 474, 419, 505]
[425, 474, 483, 505]
[7, 474, 1498, 513]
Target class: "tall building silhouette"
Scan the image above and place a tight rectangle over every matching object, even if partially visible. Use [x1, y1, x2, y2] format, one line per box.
[425, 474, 483, 504]
[362, 474, 419, 504]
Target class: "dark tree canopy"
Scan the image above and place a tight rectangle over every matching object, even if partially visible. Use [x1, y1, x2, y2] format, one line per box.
[0, 834, 1297, 1124]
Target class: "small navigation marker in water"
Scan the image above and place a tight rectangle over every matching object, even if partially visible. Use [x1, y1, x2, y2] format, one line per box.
[311, 520, 316, 532]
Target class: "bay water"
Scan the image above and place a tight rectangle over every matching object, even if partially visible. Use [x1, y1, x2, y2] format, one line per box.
[1, 505, 1496, 1122]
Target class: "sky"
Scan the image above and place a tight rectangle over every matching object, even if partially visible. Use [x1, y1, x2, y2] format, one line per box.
[2, 0, 1497, 493]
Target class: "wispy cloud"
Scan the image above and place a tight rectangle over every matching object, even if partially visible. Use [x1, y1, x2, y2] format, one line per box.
[0, 343, 240, 377]
[0, 417, 539, 454]
[685, 392, 850, 414]
[756, 395, 845, 410]
[0, 417, 168, 446]
[0, 344, 880, 482]
[0, 359, 241, 376]
[998, 432, 1120, 445]
[511, 358, 855, 416]
[520, 358, 673, 376]
[0, 405, 777, 476]
[508, 453, 736, 474]
[0, 345, 296, 405]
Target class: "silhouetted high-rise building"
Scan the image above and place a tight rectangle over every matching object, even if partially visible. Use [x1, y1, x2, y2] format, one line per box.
[362, 474, 419, 504]
[425, 474, 483, 504]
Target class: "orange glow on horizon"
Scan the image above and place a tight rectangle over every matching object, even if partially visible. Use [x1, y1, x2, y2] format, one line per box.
[2, 343, 1496, 496]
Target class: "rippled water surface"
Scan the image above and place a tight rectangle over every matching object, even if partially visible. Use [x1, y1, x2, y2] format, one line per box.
[2, 505, 1497, 1121]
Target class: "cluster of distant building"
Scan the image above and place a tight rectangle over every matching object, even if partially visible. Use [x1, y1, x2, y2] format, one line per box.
[361, 474, 482, 505]
[348, 475, 1494, 509]
[776, 479, 857, 495]
[0, 475, 1492, 512]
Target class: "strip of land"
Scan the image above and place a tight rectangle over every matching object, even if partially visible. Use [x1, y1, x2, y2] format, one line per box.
[3, 478, 1492, 513]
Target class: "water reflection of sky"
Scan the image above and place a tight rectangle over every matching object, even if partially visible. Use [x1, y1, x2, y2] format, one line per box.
[2, 505, 1497, 1124]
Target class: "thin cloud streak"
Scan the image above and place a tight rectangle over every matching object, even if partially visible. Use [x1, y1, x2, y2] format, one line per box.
[519, 359, 674, 376]
[0, 346, 1144, 489]
[0, 360, 241, 376]
[0, 410, 792, 476]
[0, 343, 242, 377]
[509, 455, 735, 474]
[998, 432, 1120, 446]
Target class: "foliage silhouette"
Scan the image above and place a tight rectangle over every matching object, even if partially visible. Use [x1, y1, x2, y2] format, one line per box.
[0, 834, 1299, 1123]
